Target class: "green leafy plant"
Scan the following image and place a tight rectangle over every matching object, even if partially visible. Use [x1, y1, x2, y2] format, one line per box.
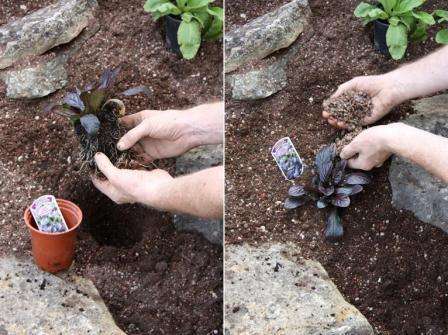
[47, 67, 149, 171]
[434, 10, 448, 44]
[144, 0, 223, 60]
[284, 145, 371, 242]
[354, 0, 437, 60]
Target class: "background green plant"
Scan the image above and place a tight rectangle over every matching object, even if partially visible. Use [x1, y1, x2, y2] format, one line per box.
[144, 0, 223, 60]
[354, 0, 443, 60]
[434, 10, 448, 44]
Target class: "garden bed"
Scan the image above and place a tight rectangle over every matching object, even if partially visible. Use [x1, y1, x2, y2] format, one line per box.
[226, 0, 448, 333]
[0, 0, 222, 334]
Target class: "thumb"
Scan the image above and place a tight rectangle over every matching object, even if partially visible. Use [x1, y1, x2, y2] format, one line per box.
[340, 141, 360, 160]
[94, 152, 119, 182]
[117, 120, 153, 151]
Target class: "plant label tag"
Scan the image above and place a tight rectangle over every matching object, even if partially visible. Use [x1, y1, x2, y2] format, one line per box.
[30, 195, 68, 233]
[271, 137, 304, 180]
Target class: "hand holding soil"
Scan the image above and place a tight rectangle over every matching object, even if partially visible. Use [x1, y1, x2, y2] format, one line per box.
[323, 76, 399, 129]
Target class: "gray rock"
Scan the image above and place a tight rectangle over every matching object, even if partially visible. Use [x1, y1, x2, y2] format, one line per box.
[1, 56, 68, 99]
[174, 145, 223, 245]
[225, 243, 374, 335]
[227, 42, 300, 100]
[389, 96, 448, 233]
[228, 60, 287, 100]
[1, 22, 100, 99]
[0, 256, 125, 334]
[0, 0, 98, 69]
[225, 0, 310, 73]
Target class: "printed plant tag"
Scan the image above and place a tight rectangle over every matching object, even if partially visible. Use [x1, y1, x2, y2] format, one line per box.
[30, 195, 68, 233]
[271, 137, 304, 180]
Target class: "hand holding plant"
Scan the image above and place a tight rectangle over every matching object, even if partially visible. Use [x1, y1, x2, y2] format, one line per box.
[117, 103, 224, 162]
[92, 152, 174, 206]
[144, 0, 223, 59]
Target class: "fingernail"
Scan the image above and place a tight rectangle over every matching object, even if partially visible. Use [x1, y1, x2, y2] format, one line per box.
[117, 142, 124, 150]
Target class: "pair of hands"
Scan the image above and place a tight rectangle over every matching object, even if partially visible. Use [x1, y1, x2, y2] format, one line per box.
[323, 75, 405, 170]
[92, 103, 222, 206]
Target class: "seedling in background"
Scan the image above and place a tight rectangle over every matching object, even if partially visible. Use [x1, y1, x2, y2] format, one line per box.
[144, 0, 223, 59]
[284, 144, 371, 242]
[47, 67, 149, 172]
[434, 10, 448, 44]
[354, 0, 438, 60]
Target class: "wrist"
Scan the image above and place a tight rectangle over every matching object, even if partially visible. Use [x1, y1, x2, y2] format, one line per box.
[382, 123, 408, 152]
[182, 103, 223, 147]
[141, 173, 176, 211]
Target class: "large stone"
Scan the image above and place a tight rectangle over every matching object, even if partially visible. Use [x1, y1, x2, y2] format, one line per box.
[0, 256, 124, 334]
[389, 95, 448, 233]
[227, 42, 300, 100]
[225, 243, 374, 335]
[0, 0, 98, 69]
[225, 0, 310, 73]
[227, 59, 287, 100]
[174, 145, 223, 245]
[1, 55, 68, 99]
[0, 22, 100, 99]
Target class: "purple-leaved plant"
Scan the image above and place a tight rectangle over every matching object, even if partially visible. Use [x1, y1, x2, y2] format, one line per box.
[284, 144, 371, 242]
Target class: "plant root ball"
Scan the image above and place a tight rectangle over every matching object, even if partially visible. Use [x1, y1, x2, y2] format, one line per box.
[75, 100, 133, 175]
[323, 90, 373, 130]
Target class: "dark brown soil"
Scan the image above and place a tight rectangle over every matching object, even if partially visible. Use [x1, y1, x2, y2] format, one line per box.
[323, 90, 373, 130]
[0, 0, 222, 334]
[225, 0, 448, 333]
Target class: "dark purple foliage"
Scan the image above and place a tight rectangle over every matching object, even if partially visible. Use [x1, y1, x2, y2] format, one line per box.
[284, 144, 371, 242]
[45, 67, 150, 135]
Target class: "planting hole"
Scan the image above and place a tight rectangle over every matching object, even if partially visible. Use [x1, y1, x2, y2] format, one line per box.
[67, 183, 146, 247]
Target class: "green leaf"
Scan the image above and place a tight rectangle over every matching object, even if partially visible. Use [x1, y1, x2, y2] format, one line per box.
[386, 23, 408, 60]
[176, 0, 187, 10]
[204, 13, 223, 40]
[434, 9, 448, 19]
[393, 0, 424, 15]
[182, 12, 194, 22]
[178, 20, 202, 59]
[369, 8, 388, 20]
[144, 0, 170, 12]
[204, 6, 223, 40]
[155, 3, 181, 15]
[399, 12, 416, 30]
[190, 7, 211, 28]
[207, 6, 224, 21]
[410, 21, 428, 42]
[434, 9, 448, 23]
[379, 0, 397, 14]
[436, 29, 448, 44]
[389, 16, 400, 25]
[186, 0, 213, 10]
[354, 2, 377, 18]
[412, 11, 435, 25]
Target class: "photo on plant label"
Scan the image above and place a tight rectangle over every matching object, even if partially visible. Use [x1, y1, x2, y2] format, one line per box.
[0, 0, 223, 334]
[271, 137, 304, 180]
[225, 0, 448, 334]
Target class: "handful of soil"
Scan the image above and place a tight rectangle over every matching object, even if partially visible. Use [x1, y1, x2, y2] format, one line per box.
[323, 90, 373, 130]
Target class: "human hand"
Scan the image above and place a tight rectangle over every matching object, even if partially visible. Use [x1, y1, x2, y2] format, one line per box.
[91, 153, 173, 207]
[339, 124, 400, 170]
[117, 103, 223, 162]
[323, 75, 401, 129]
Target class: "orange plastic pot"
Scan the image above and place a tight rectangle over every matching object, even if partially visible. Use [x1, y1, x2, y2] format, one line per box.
[24, 199, 82, 273]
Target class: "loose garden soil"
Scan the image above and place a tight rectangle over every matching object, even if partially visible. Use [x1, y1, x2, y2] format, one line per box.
[0, 0, 223, 334]
[226, 0, 448, 333]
